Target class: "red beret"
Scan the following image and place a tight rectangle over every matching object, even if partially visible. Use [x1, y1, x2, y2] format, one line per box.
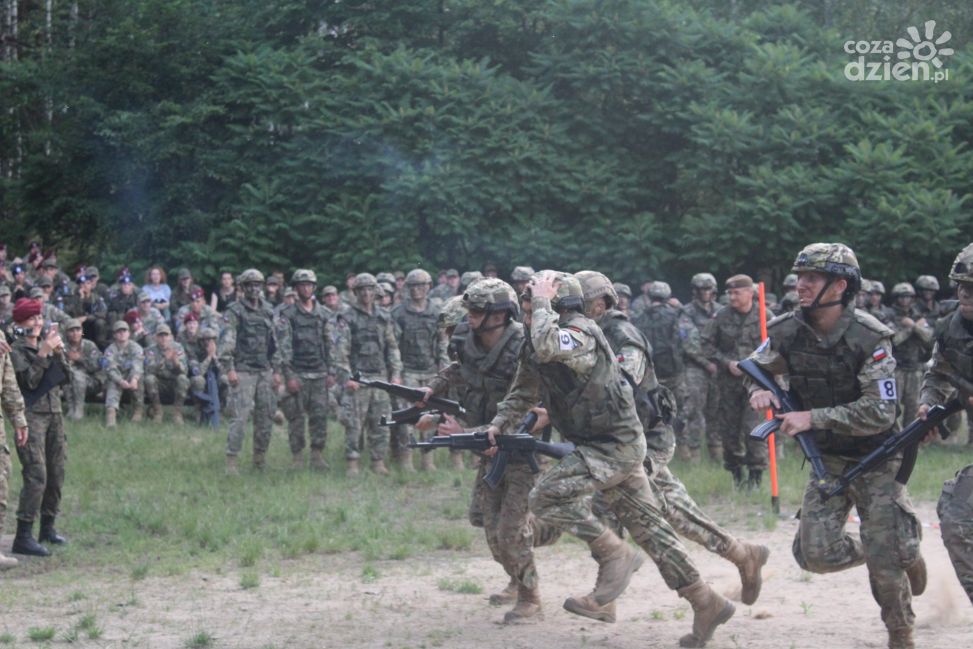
[190, 287, 205, 300]
[12, 298, 42, 323]
[183, 311, 200, 324]
[124, 309, 142, 327]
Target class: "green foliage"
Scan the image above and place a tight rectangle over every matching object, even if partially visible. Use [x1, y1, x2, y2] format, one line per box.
[2, 1, 971, 288]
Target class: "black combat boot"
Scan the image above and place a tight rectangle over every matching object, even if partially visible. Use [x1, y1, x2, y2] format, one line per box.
[731, 466, 745, 489]
[748, 469, 763, 491]
[12, 520, 51, 557]
[39, 515, 67, 545]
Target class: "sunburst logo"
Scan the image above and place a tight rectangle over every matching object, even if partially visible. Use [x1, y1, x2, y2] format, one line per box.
[896, 20, 954, 68]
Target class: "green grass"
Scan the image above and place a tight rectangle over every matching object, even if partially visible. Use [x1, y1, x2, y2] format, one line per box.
[0, 632, 13, 644]
[26, 627, 55, 642]
[184, 631, 214, 649]
[239, 572, 260, 590]
[436, 578, 483, 594]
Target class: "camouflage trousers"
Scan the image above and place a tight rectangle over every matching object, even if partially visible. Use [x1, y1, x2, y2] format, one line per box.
[0, 442, 10, 538]
[475, 460, 540, 589]
[715, 375, 767, 472]
[683, 365, 720, 454]
[280, 375, 330, 454]
[529, 447, 699, 591]
[391, 369, 437, 455]
[15, 412, 66, 524]
[341, 378, 391, 461]
[64, 367, 104, 416]
[644, 446, 733, 555]
[894, 368, 922, 428]
[226, 369, 274, 457]
[793, 454, 921, 633]
[938, 464, 973, 606]
[144, 374, 190, 408]
[659, 374, 688, 442]
[105, 377, 145, 410]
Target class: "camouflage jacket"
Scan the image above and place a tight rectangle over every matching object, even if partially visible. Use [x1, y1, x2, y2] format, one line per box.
[919, 309, 973, 407]
[392, 300, 448, 373]
[345, 303, 402, 380]
[888, 304, 933, 370]
[174, 304, 220, 334]
[703, 303, 768, 378]
[218, 297, 277, 373]
[144, 342, 189, 380]
[1, 330, 28, 435]
[275, 301, 350, 382]
[104, 340, 145, 384]
[66, 338, 104, 377]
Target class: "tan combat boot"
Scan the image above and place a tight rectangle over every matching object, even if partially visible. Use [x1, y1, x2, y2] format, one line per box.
[309, 449, 329, 472]
[106, 407, 117, 428]
[489, 577, 519, 605]
[450, 451, 465, 470]
[0, 551, 18, 570]
[906, 555, 926, 596]
[253, 452, 266, 471]
[131, 403, 144, 423]
[420, 451, 436, 472]
[346, 458, 360, 477]
[888, 627, 915, 649]
[397, 449, 416, 473]
[371, 458, 390, 476]
[171, 407, 184, 425]
[677, 579, 736, 648]
[587, 529, 644, 605]
[290, 450, 305, 471]
[225, 455, 240, 476]
[562, 594, 616, 623]
[503, 585, 542, 624]
[150, 401, 163, 423]
[723, 540, 770, 605]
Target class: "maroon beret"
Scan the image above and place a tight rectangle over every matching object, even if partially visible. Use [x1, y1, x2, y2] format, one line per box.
[12, 298, 42, 323]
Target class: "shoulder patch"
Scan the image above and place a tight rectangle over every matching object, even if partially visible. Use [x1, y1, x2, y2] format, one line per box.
[872, 347, 888, 362]
[558, 329, 581, 351]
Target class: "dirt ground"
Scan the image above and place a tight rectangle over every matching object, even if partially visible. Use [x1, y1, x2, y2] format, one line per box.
[2, 503, 970, 649]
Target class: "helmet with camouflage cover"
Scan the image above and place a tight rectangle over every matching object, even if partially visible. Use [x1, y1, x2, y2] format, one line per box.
[438, 295, 468, 330]
[510, 266, 535, 282]
[780, 291, 800, 311]
[238, 268, 265, 285]
[541, 271, 584, 312]
[376, 272, 396, 286]
[859, 278, 872, 293]
[914, 275, 940, 291]
[648, 281, 672, 300]
[460, 271, 483, 289]
[405, 268, 432, 286]
[612, 282, 632, 299]
[462, 277, 518, 316]
[690, 273, 717, 290]
[890, 282, 916, 298]
[378, 281, 395, 296]
[869, 280, 886, 295]
[291, 269, 317, 285]
[949, 243, 973, 284]
[782, 273, 798, 290]
[792, 243, 861, 307]
[574, 270, 618, 308]
[353, 273, 378, 290]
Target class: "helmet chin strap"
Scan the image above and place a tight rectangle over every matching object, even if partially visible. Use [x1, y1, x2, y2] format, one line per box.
[801, 276, 843, 312]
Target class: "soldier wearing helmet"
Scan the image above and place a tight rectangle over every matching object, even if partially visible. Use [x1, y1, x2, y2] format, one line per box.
[682, 272, 723, 463]
[866, 279, 893, 324]
[887, 283, 933, 426]
[509, 266, 535, 302]
[429, 268, 460, 302]
[341, 272, 403, 476]
[611, 282, 632, 314]
[920, 242, 973, 607]
[390, 268, 449, 472]
[485, 270, 735, 644]
[702, 274, 769, 489]
[276, 269, 350, 472]
[913, 275, 943, 326]
[747, 243, 925, 649]
[218, 268, 278, 475]
[781, 273, 798, 293]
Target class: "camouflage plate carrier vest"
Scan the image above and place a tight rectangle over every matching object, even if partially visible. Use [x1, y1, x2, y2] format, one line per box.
[770, 308, 893, 456]
[282, 303, 330, 373]
[891, 305, 930, 370]
[348, 306, 391, 376]
[935, 309, 973, 380]
[529, 312, 642, 446]
[451, 320, 524, 426]
[394, 302, 439, 372]
[637, 303, 684, 380]
[228, 300, 275, 371]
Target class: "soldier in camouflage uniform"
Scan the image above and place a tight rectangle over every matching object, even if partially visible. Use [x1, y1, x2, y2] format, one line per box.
[611, 282, 632, 315]
[509, 266, 535, 316]
[1, 329, 28, 568]
[276, 270, 349, 472]
[104, 320, 145, 427]
[913, 275, 942, 325]
[681, 273, 722, 463]
[219, 269, 278, 474]
[9, 298, 70, 557]
[920, 243, 973, 606]
[703, 274, 768, 488]
[487, 272, 734, 645]
[577, 271, 770, 606]
[867, 280, 893, 325]
[62, 318, 104, 420]
[31, 283, 70, 329]
[62, 272, 108, 347]
[343, 273, 402, 476]
[429, 268, 460, 302]
[887, 283, 933, 427]
[143, 324, 191, 424]
[0, 284, 12, 328]
[747, 243, 926, 649]
[391, 269, 448, 471]
[174, 287, 220, 334]
[107, 273, 138, 328]
[136, 291, 167, 341]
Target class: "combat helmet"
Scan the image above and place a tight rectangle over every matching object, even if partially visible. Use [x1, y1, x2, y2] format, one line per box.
[291, 269, 317, 285]
[890, 282, 916, 298]
[353, 273, 378, 290]
[914, 275, 940, 292]
[510, 266, 535, 282]
[575, 270, 618, 308]
[376, 272, 397, 286]
[648, 281, 672, 300]
[612, 282, 632, 299]
[405, 268, 432, 285]
[238, 268, 265, 285]
[545, 271, 584, 312]
[782, 273, 798, 290]
[949, 243, 973, 284]
[462, 278, 518, 317]
[460, 271, 483, 289]
[438, 295, 468, 330]
[868, 280, 886, 295]
[791, 243, 861, 307]
[690, 273, 717, 290]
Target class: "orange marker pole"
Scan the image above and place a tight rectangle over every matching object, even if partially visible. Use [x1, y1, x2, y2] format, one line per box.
[758, 282, 780, 514]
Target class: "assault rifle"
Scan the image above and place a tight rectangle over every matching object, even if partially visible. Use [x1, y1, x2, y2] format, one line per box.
[823, 399, 961, 499]
[409, 409, 575, 489]
[352, 372, 466, 427]
[739, 358, 830, 490]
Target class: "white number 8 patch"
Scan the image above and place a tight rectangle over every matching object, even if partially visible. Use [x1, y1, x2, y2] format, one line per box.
[878, 378, 897, 400]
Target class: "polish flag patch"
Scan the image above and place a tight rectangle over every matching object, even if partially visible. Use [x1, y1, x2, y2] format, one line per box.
[872, 348, 888, 362]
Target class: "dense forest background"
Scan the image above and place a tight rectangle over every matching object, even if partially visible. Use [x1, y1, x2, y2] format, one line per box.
[2, 1, 972, 290]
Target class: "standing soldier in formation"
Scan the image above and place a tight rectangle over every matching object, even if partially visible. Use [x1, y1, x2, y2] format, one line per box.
[62, 318, 104, 420]
[9, 298, 70, 557]
[391, 268, 448, 471]
[219, 269, 277, 474]
[887, 283, 933, 426]
[343, 273, 402, 476]
[703, 275, 767, 488]
[611, 282, 632, 315]
[508, 266, 535, 308]
[0, 328, 28, 568]
[104, 320, 145, 427]
[747, 243, 926, 649]
[276, 270, 348, 472]
[914, 275, 942, 324]
[429, 268, 460, 302]
[143, 324, 191, 424]
[866, 280, 893, 324]
[681, 273, 722, 463]
[920, 242, 973, 606]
